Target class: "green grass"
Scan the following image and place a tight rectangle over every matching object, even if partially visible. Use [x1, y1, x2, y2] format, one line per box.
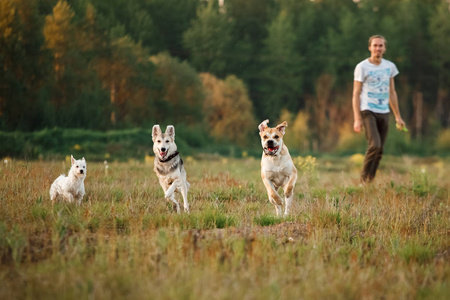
[253, 214, 284, 226]
[0, 156, 449, 299]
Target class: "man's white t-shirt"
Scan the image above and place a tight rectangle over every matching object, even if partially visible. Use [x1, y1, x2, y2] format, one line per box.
[354, 58, 399, 114]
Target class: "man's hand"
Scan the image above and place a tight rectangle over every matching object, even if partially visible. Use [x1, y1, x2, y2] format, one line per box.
[354, 119, 363, 133]
[352, 80, 363, 134]
[395, 117, 408, 132]
[396, 117, 405, 128]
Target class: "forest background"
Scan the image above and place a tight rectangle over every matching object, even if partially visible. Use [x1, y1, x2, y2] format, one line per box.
[1, 0, 449, 160]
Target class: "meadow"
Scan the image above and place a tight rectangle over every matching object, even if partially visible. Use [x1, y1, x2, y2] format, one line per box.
[0, 155, 449, 299]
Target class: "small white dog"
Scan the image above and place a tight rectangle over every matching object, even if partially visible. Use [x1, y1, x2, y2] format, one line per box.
[259, 119, 297, 216]
[152, 124, 190, 213]
[50, 155, 87, 205]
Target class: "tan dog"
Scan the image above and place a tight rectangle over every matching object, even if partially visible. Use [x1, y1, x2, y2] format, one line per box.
[152, 124, 190, 214]
[258, 119, 297, 216]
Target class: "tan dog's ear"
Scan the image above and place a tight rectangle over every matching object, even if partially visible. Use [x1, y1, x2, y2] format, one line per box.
[152, 125, 161, 141]
[276, 121, 288, 135]
[165, 125, 175, 139]
[258, 119, 269, 132]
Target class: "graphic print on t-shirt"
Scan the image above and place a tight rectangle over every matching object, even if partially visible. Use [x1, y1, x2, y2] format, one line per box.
[366, 68, 390, 111]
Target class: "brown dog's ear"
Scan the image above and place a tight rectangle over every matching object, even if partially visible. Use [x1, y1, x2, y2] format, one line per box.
[165, 125, 175, 139]
[152, 125, 161, 141]
[258, 119, 269, 132]
[276, 121, 288, 135]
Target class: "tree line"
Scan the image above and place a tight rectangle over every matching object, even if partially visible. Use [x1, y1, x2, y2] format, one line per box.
[1, 0, 449, 152]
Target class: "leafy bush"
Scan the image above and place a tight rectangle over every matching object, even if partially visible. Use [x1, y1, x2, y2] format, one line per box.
[0, 132, 26, 157]
[0, 127, 213, 161]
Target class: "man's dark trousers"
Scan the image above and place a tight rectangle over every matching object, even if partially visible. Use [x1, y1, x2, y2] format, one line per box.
[361, 110, 390, 182]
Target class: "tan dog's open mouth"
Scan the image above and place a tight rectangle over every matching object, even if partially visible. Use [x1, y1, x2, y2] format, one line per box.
[264, 146, 279, 155]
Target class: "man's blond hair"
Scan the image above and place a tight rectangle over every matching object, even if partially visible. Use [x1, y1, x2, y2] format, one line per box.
[368, 35, 387, 47]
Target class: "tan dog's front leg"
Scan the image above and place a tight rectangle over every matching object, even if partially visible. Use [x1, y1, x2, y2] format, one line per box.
[263, 178, 283, 216]
[283, 172, 297, 216]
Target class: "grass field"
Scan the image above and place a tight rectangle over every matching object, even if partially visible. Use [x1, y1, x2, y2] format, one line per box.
[0, 155, 449, 299]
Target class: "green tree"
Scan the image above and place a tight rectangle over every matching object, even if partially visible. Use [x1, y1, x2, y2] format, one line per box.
[42, 1, 116, 129]
[292, 0, 352, 93]
[389, 0, 436, 138]
[324, 7, 366, 86]
[93, 0, 159, 52]
[95, 27, 157, 127]
[429, 0, 450, 127]
[150, 53, 204, 125]
[258, 9, 303, 120]
[145, 0, 198, 58]
[183, 1, 232, 77]
[0, 0, 52, 131]
[225, 0, 275, 110]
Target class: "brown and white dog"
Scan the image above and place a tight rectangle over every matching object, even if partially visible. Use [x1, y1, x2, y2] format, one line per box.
[258, 119, 297, 216]
[152, 124, 190, 213]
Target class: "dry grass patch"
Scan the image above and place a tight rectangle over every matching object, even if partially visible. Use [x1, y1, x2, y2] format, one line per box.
[0, 156, 449, 299]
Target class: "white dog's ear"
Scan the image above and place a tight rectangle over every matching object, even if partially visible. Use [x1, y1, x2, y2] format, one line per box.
[165, 125, 175, 138]
[258, 119, 269, 132]
[71, 155, 75, 165]
[152, 125, 161, 141]
[82, 157, 85, 162]
[276, 121, 288, 135]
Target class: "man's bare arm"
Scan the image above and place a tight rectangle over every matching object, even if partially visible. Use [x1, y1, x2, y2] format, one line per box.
[388, 77, 405, 127]
[352, 80, 363, 133]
